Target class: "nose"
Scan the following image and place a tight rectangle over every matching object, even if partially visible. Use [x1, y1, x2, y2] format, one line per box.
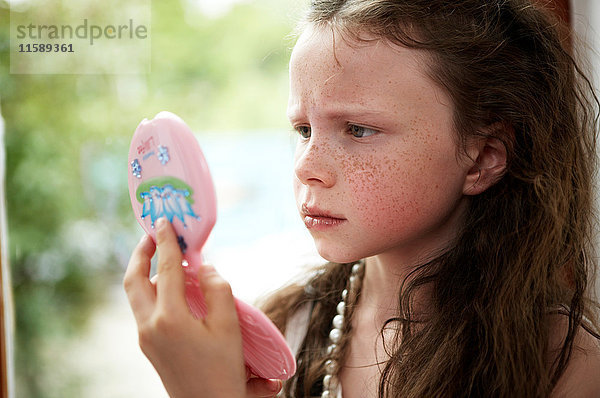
[294, 135, 336, 188]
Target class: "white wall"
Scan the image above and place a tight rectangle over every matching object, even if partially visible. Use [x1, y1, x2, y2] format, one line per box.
[573, 1, 600, 86]
[572, 0, 600, 301]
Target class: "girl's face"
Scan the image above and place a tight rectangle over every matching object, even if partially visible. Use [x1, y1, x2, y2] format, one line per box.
[288, 25, 475, 265]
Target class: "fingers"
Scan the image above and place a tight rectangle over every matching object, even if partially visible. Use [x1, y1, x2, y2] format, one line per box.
[124, 234, 157, 324]
[129, 217, 239, 331]
[154, 217, 188, 314]
[198, 265, 239, 330]
[246, 378, 282, 397]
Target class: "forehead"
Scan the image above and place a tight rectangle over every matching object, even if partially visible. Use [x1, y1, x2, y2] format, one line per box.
[288, 25, 451, 118]
[290, 24, 427, 74]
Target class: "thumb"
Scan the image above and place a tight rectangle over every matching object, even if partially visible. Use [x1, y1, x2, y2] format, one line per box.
[246, 377, 283, 397]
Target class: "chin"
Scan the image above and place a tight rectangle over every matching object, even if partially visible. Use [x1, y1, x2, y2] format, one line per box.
[316, 245, 363, 264]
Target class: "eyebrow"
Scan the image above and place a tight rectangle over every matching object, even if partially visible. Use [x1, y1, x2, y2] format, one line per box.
[325, 108, 388, 119]
[287, 104, 389, 123]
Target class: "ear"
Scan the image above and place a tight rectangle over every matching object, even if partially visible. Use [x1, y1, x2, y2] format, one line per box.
[463, 125, 510, 196]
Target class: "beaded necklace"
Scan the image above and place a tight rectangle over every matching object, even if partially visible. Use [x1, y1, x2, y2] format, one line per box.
[321, 260, 365, 398]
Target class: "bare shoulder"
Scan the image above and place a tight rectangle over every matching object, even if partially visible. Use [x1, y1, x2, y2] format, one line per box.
[549, 314, 600, 397]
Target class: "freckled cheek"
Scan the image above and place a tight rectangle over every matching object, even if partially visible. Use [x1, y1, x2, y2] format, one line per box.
[345, 166, 427, 233]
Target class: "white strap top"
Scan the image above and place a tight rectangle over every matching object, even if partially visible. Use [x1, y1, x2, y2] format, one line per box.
[284, 303, 343, 398]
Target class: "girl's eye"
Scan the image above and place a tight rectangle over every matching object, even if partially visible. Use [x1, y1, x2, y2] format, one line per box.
[349, 124, 378, 138]
[295, 125, 311, 139]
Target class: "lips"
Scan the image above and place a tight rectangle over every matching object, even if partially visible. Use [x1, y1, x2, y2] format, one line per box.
[301, 204, 346, 229]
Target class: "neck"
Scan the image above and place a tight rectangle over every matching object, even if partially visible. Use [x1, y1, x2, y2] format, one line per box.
[360, 251, 437, 328]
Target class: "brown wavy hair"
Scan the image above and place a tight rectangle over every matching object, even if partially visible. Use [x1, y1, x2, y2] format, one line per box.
[262, 1, 600, 396]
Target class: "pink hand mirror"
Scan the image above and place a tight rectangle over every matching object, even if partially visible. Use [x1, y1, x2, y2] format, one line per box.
[127, 111, 296, 380]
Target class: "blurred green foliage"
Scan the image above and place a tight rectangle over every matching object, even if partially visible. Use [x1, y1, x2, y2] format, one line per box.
[0, 0, 301, 396]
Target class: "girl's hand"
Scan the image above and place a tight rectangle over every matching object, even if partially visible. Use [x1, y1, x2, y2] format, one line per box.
[246, 374, 283, 397]
[124, 217, 282, 398]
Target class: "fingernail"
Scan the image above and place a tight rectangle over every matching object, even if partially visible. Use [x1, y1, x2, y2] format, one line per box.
[269, 380, 282, 393]
[156, 217, 167, 229]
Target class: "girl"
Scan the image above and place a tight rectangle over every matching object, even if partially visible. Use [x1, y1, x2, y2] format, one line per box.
[124, 0, 600, 397]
